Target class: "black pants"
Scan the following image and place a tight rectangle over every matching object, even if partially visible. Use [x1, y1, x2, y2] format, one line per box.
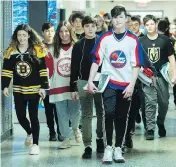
[126, 84, 146, 139]
[103, 87, 131, 147]
[14, 94, 40, 145]
[43, 95, 60, 136]
[173, 85, 176, 105]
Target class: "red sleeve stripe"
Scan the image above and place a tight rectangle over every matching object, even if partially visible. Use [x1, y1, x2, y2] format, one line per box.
[94, 31, 113, 64]
[126, 33, 140, 66]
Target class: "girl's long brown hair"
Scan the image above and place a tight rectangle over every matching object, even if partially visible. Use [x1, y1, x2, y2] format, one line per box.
[53, 21, 74, 58]
[9, 24, 43, 63]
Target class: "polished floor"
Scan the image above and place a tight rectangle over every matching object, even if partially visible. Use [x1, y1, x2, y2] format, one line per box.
[1, 93, 176, 167]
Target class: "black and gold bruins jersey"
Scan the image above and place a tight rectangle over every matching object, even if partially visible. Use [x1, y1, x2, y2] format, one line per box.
[1, 45, 49, 99]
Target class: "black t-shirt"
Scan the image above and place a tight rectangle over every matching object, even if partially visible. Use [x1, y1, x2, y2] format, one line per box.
[96, 30, 104, 35]
[170, 36, 176, 56]
[76, 32, 85, 40]
[70, 36, 99, 92]
[114, 31, 126, 40]
[138, 33, 144, 38]
[140, 34, 174, 74]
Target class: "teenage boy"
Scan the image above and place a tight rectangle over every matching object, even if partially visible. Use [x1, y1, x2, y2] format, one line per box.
[170, 24, 176, 106]
[88, 6, 144, 164]
[125, 15, 158, 149]
[140, 15, 176, 140]
[128, 15, 144, 127]
[71, 12, 85, 42]
[103, 13, 112, 30]
[131, 15, 144, 37]
[70, 16, 105, 159]
[129, 15, 145, 126]
[42, 22, 63, 141]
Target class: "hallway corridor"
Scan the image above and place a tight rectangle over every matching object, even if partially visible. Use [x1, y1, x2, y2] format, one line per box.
[1, 95, 176, 167]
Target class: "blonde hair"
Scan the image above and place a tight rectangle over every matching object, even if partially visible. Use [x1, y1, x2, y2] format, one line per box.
[95, 14, 108, 32]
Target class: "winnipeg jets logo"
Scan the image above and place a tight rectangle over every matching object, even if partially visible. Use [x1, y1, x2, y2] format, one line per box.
[110, 50, 127, 68]
[57, 57, 71, 77]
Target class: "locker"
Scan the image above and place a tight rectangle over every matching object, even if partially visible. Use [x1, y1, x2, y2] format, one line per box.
[1, 0, 13, 142]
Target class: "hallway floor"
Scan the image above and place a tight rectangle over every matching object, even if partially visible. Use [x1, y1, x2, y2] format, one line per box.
[1, 95, 176, 167]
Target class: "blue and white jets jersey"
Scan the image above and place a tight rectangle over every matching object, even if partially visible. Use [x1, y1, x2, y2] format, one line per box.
[92, 29, 144, 90]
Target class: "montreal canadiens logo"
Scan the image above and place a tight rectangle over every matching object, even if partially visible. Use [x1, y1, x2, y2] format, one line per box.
[15, 61, 32, 78]
[57, 57, 71, 77]
[110, 50, 127, 68]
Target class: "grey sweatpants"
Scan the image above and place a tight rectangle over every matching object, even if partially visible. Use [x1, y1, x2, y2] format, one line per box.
[77, 80, 105, 147]
[143, 76, 169, 131]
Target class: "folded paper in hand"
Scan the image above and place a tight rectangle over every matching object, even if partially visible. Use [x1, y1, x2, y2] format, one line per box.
[160, 62, 174, 87]
[83, 73, 110, 93]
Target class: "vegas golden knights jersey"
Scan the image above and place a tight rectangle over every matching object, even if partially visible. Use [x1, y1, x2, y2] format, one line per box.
[1, 45, 49, 99]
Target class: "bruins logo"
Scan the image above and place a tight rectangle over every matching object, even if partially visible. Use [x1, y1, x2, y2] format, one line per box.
[148, 47, 160, 63]
[16, 61, 32, 78]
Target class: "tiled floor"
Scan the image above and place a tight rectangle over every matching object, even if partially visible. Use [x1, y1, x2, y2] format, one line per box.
[1, 94, 176, 167]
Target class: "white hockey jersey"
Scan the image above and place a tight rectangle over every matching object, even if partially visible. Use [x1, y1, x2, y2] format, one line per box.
[92, 29, 144, 90]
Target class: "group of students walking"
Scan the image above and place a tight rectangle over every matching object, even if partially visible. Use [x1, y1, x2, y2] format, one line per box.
[1, 5, 176, 164]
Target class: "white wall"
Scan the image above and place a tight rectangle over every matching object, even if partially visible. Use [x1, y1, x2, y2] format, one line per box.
[95, 1, 176, 22]
[62, 0, 176, 23]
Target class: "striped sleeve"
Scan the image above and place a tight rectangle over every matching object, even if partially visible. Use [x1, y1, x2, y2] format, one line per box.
[34, 45, 49, 89]
[1, 54, 14, 90]
[91, 32, 112, 65]
[38, 57, 49, 89]
[129, 34, 144, 67]
[39, 69, 48, 77]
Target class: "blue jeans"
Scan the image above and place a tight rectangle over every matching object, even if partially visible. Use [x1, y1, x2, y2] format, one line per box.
[55, 100, 80, 138]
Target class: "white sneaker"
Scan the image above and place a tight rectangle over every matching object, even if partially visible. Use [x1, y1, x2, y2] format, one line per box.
[59, 138, 71, 149]
[29, 144, 40, 155]
[25, 134, 32, 146]
[102, 146, 113, 164]
[113, 147, 125, 163]
[74, 129, 82, 143]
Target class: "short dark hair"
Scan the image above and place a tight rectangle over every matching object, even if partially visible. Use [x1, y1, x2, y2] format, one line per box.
[111, 6, 127, 18]
[71, 12, 85, 23]
[164, 16, 170, 25]
[42, 22, 54, 32]
[82, 16, 97, 27]
[103, 13, 111, 20]
[143, 15, 157, 25]
[131, 15, 141, 24]
[158, 19, 169, 36]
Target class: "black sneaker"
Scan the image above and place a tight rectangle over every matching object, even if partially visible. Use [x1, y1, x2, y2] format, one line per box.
[49, 134, 57, 141]
[82, 147, 92, 159]
[146, 130, 154, 140]
[96, 139, 104, 153]
[125, 136, 133, 149]
[79, 125, 82, 130]
[157, 123, 166, 137]
[136, 112, 141, 124]
[58, 134, 64, 142]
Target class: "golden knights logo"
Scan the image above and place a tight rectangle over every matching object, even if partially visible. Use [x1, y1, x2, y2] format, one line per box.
[15, 61, 32, 78]
[148, 47, 160, 63]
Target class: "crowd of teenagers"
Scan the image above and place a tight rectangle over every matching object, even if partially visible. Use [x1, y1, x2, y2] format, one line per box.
[1, 5, 176, 164]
